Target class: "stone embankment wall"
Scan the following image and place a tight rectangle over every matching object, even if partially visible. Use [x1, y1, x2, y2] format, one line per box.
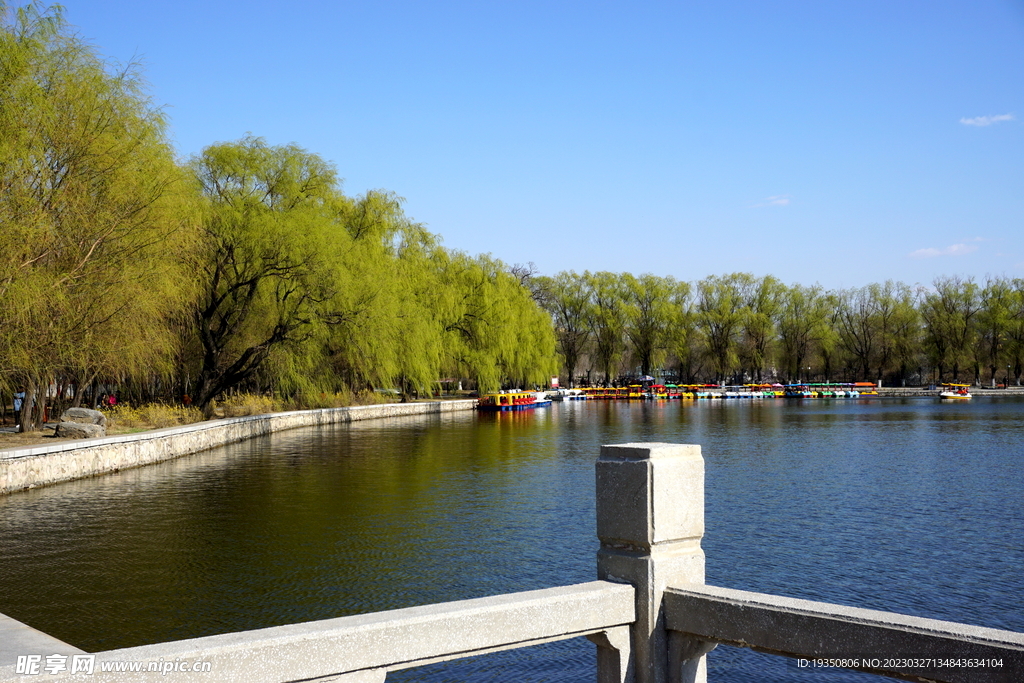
[0, 400, 476, 495]
[874, 386, 1024, 397]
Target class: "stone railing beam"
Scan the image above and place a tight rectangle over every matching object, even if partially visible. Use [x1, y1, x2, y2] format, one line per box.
[664, 584, 1024, 683]
[0, 582, 633, 683]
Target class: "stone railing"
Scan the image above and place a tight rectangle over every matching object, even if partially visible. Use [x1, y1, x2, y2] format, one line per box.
[1, 442, 1022, 682]
[594, 444, 1024, 683]
[0, 582, 635, 682]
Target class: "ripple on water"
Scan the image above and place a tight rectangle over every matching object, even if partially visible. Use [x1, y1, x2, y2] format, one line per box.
[0, 399, 1021, 682]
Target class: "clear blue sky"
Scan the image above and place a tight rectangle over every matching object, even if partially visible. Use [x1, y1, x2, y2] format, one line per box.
[54, 0, 1023, 290]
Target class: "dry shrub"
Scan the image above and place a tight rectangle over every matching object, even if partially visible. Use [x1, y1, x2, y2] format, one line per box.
[219, 389, 398, 413]
[105, 390, 391, 430]
[288, 390, 352, 410]
[103, 404, 142, 429]
[105, 403, 203, 430]
[219, 394, 279, 417]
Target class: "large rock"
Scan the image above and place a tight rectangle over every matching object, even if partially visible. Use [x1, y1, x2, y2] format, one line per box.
[55, 421, 106, 439]
[60, 407, 107, 428]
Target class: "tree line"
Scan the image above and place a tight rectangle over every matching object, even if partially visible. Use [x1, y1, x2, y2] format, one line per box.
[0, 2, 556, 430]
[4, 3, 1019, 433]
[533, 272, 1024, 389]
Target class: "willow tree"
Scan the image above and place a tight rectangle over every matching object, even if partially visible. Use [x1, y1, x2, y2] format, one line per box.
[739, 275, 784, 382]
[1006, 280, 1024, 386]
[0, 1, 197, 429]
[536, 271, 593, 387]
[586, 271, 627, 385]
[621, 273, 677, 378]
[777, 284, 829, 382]
[817, 291, 843, 382]
[188, 136, 351, 415]
[434, 253, 556, 392]
[920, 276, 980, 382]
[971, 276, 1012, 385]
[835, 286, 878, 379]
[667, 280, 701, 383]
[321, 190, 445, 398]
[696, 274, 746, 384]
[871, 281, 919, 383]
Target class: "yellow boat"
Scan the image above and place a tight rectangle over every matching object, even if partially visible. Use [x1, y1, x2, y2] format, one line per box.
[477, 391, 539, 411]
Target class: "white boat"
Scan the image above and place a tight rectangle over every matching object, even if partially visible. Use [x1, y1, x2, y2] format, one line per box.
[939, 383, 972, 400]
[549, 388, 586, 401]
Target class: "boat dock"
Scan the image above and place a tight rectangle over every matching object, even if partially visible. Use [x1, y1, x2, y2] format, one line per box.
[570, 384, 1024, 400]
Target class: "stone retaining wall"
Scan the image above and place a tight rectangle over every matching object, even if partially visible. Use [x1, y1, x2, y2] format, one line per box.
[0, 400, 477, 495]
[874, 386, 1024, 397]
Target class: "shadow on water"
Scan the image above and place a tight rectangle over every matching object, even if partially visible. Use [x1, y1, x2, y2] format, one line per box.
[1, 399, 1022, 682]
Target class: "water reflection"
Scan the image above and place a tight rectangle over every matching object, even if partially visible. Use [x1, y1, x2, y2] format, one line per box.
[1, 399, 1022, 682]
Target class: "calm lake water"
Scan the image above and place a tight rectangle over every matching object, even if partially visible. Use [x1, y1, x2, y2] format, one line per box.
[1, 398, 1022, 682]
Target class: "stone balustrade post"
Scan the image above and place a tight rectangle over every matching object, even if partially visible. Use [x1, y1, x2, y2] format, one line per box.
[595, 443, 712, 683]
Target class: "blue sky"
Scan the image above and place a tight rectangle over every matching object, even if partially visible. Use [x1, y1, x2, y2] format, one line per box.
[52, 0, 1023, 290]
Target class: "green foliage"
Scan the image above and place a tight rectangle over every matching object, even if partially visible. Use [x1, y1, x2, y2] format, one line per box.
[872, 281, 919, 380]
[434, 253, 556, 392]
[920, 276, 981, 381]
[775, 284, 830, 382]
[0, 1, 198, 429]
[1005, 281, 1024, 385]
[187, 136, 350, 414]
[11, 1, 1024, 417]
[536, 271, 593, 387]
[740, 275, 785, 382]
[585, 271, 628, 384]
[620, 274, 680, 377]
[696, 274, 746, 382]
[667, 279, 701, 382]
[977, 276, 1013, 384]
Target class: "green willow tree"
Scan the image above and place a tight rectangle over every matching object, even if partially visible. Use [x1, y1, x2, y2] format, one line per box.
[585, 271, 628, 385]
[319, 190, 443, 398]
[535, 271, 593, 387]
[1006, 280, 1024, 386]
[777, 284, 829, 382]
[817, 291, 842, 382]
[871, 281, 919, 384]
[187, 136, 351, 416]
[668, 280, 702, 383]
[621, 273, 678, 378]
[920, 276, 980, 382]
[739, 275, 784, 382]
[0, 1, 197, 430]
[434, 252, 556, 392]
[977, 276, 1013, 387]
[696, 274, 746, 384]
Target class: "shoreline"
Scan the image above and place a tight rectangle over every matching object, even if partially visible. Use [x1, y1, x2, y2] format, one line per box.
[2, 388, 1019, 495]
[872, 386, 1024, 397]
[0, 400, 477, 496]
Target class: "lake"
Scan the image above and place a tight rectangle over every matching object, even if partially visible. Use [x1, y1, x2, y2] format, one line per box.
[1, 397, 1021, 682]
